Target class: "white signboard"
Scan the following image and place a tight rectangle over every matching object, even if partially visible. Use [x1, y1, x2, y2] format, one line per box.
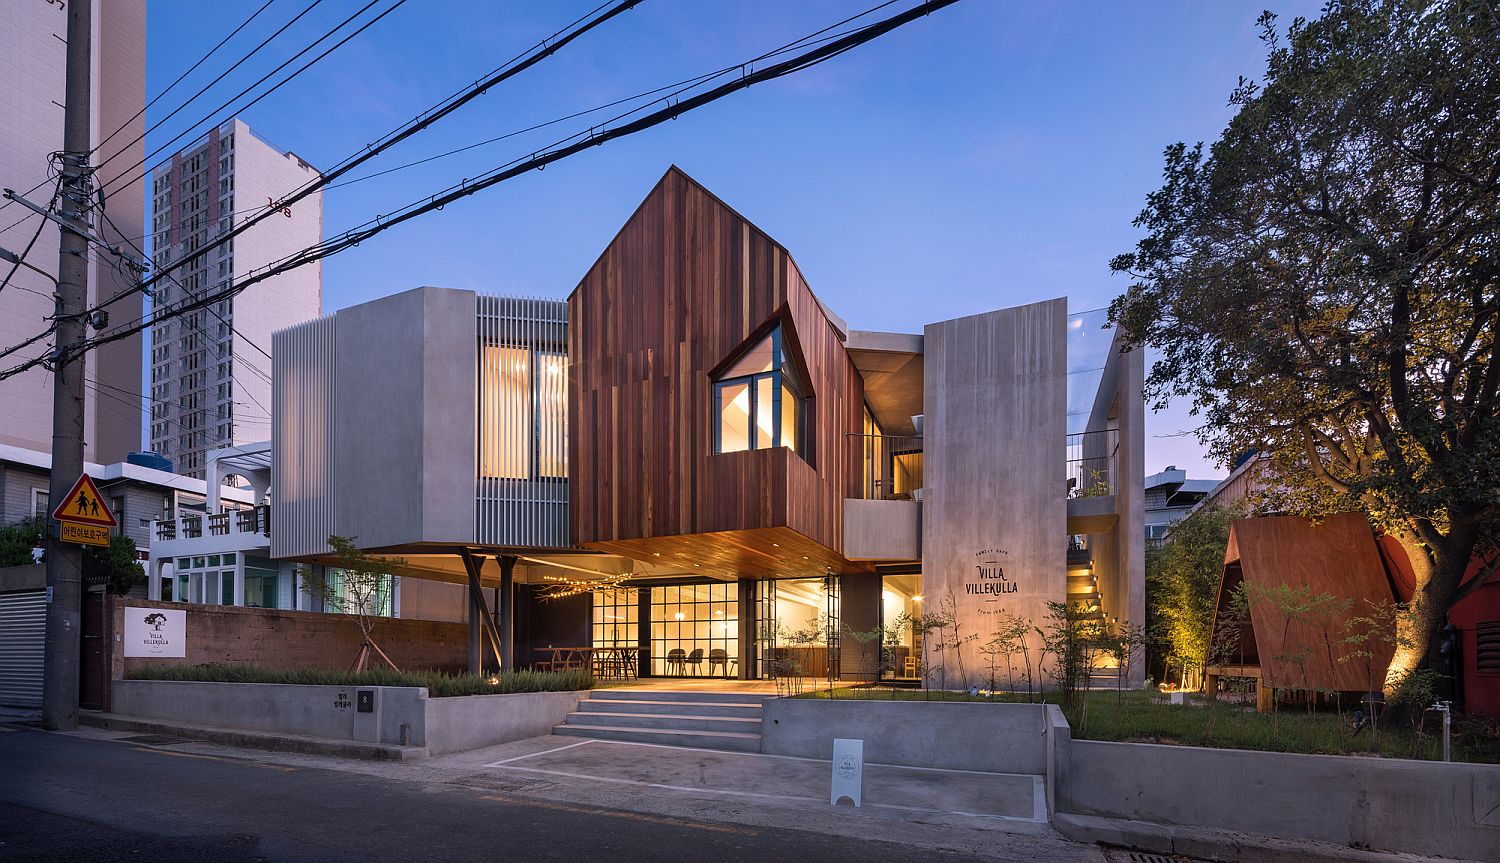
[123, 607, 186, 657]
[831, 737, 863, 807]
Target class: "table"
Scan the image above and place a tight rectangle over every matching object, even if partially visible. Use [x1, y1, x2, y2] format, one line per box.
[535, 645, 640, 679]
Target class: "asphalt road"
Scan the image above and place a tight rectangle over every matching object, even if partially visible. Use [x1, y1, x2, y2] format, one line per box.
[0, 725, 1080, 863]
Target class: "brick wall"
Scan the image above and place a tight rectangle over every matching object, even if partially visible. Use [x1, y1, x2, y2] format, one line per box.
[111, 596, 469, 679]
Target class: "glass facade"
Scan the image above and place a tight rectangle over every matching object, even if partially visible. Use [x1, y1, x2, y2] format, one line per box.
[712, 326, 807, 459]
[881, 573, 923, 680]
[591, 588, 639, 649]
[755, 576, 840, 679]
[648, 583, 739, 677]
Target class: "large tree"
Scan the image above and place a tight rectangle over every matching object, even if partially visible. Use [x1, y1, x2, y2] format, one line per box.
[1109, 0, 1499, 695]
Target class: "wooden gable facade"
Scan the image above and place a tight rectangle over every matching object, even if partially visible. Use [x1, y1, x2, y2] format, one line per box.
[567, 167, 866, 578]
[1212, 513, 1398, 693]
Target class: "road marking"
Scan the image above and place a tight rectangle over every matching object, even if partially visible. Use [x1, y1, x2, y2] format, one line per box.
[477, 794, 756, 835]
[130, 747, 297, 771]
[484, 739, 595, 766]
[488, 763, 1044, 821]
[588, 738, 1042, 779]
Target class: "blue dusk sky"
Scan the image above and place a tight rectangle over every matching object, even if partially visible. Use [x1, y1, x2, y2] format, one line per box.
[145, 0, 1323, 478]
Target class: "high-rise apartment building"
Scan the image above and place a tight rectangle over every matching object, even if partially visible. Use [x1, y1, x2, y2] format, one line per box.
[0, 0, 146, 465]
[148, 119, 322, 478]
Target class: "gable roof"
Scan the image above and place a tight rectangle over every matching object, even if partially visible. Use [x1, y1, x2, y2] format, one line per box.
[1214, 513, 1397, 692]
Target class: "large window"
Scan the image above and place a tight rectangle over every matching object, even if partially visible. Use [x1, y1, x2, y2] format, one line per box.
[480, 344, 567, 479]
[649, 583, 739, 677]
[592, 588, 639, 649]
[712, 325, 807, 459]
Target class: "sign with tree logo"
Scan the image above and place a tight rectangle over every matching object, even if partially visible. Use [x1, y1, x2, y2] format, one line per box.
[51, 473, 117, 547]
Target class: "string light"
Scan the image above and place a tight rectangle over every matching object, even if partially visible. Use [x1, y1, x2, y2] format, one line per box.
[538, 571, 630, 600]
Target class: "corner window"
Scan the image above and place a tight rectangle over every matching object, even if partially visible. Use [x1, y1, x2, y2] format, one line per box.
[713, 325, 807, 459]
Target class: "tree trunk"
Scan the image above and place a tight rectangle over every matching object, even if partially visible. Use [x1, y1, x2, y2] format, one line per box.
[1382, 531, 1466, 698]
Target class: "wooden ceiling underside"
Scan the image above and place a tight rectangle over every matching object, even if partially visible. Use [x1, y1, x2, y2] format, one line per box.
[586, 526, 871, 581]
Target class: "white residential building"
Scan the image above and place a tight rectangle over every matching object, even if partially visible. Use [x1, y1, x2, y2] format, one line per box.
[149, 119, 322, 478]
[0, 0, 146, 464]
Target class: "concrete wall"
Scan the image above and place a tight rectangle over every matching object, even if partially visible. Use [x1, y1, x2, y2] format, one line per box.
[113, 679, 426, 747]
[333, 287, 476, 550]
[1058, 739, 1500, 861]
[111, 680, 586, 755]
[424, 690, 586, 755]
[922, 299, 1067, 688]
[112, 597, 469, 677]
[842, 499, 920, 561]
[761, 698, 1051, 775]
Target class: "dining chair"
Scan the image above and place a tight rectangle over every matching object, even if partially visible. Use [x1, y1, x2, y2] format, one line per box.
[665, 648, 687, 675]
[708, 648, 731, 677]
[684, 648, 705, 676]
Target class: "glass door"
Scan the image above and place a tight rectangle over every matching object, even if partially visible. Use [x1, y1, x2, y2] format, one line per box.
[648, 583, 738, 677]
[756, 576, 840, 680]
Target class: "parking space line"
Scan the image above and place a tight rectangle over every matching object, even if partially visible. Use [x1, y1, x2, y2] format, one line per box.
[477, 794, 757, 835]
[488, 762, 1046, 822]
[484, 739, 595, 766]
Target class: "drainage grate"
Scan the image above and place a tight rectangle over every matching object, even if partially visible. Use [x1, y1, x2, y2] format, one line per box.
[1104, 851, 1199, 863]
[120, 733, 189, 746]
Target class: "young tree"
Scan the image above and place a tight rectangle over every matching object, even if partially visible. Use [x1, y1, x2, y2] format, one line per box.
[1109, 1, 1500, 695]
[300, 535, 405, 672]
[1147, 504, 1240, 689]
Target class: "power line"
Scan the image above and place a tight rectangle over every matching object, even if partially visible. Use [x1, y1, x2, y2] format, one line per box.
[99, 0, 409, 203]
[0, 178, 63, 298]
[91, 0, 280, 159]
[91, 0, 643, 318]
[1, 0, 960, 382]
[324, 0, 903, 192]
[92, 0, 330, 183]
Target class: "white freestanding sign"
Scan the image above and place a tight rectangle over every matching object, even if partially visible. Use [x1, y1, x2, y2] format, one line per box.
[831, 738, 863, 807]
[123, 607, 187, 657]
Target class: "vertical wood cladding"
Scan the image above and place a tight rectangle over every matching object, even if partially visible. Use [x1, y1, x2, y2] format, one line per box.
[569, 168, 862, 556]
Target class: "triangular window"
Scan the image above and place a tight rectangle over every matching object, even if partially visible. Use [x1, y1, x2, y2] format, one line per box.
[713, 325, 808, 460]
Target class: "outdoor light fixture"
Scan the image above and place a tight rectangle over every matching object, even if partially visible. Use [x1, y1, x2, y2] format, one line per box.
[913, 595, 924, 603]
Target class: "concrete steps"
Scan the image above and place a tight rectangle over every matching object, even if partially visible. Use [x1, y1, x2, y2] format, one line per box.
[553, 689, 769, 752]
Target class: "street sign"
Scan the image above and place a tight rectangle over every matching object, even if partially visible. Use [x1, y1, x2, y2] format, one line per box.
[59, 521, 110, 547]
[51, 473, 117, 527]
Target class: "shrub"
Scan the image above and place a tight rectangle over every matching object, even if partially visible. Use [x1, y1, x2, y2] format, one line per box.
[128, 663, 594, 696]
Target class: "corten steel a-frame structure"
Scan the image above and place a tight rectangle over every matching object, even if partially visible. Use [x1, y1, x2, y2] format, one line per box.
[1207, 513, 1397, 711]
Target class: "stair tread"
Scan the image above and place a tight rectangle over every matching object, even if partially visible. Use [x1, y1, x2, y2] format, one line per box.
[572, 711, 761, 723]
[582, 699, 764, 709]
[557, 723, 761, 740]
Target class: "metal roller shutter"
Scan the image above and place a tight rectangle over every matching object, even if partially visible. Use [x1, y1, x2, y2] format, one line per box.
[0, 590, 47, 707]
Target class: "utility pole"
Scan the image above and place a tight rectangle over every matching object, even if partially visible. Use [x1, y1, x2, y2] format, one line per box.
[42, 0, 93, 731]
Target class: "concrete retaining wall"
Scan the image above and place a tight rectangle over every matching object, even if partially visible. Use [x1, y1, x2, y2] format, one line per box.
[112, 679, 427, 747]
[425, 690, 586, 755]
[761, 698, 1050, 775]
[1058, 739, 1500, 861]
[112, 680, 588, 755]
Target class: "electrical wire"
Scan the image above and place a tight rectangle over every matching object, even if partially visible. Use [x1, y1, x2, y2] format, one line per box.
[99, 0, 409, 202]
[93, 0, 642, 316]
[0, 0, 959, 381]
[91, 0, 281, 159]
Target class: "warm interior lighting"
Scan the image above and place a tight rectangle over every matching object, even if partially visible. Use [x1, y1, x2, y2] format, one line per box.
[912, 594, 924, 603]
[673, 612, 685, 621]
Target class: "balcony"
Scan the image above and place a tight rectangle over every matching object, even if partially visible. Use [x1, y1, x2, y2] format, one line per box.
[845, 434, 923, 561]
[1067, 429, 1119, 533]
[154, 504, 270, 550]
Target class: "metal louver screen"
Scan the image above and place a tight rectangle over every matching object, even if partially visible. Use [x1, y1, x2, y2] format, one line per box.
[1477, 621, 1500, 674]
[0, 590, 47, 708]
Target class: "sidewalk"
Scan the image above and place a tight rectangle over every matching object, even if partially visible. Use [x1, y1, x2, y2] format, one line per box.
[59, 722, 1102, 862]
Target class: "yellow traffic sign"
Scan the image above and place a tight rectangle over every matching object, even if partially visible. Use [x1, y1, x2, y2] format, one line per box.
[60, 521, 110, 547]
[51, 473, 118, 527]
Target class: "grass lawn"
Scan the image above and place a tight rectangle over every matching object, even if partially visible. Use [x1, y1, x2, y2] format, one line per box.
[795, 684, 1500, 764]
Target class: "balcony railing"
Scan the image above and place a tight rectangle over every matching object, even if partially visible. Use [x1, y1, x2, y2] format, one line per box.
[1067, 429, 1119, 499]
[154, 504, 271, 542]
[850, 433, 924, 501]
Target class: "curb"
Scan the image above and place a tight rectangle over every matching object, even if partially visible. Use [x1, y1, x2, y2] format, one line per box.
[79, 712, 430, 761]
[1054, 813, 1486, 863]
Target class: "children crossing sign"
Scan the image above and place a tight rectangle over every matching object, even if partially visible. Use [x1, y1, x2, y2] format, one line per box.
[51, 473, 116, 547]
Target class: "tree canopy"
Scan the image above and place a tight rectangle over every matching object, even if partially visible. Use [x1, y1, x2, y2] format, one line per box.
[1110, 0, 1499, 691]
